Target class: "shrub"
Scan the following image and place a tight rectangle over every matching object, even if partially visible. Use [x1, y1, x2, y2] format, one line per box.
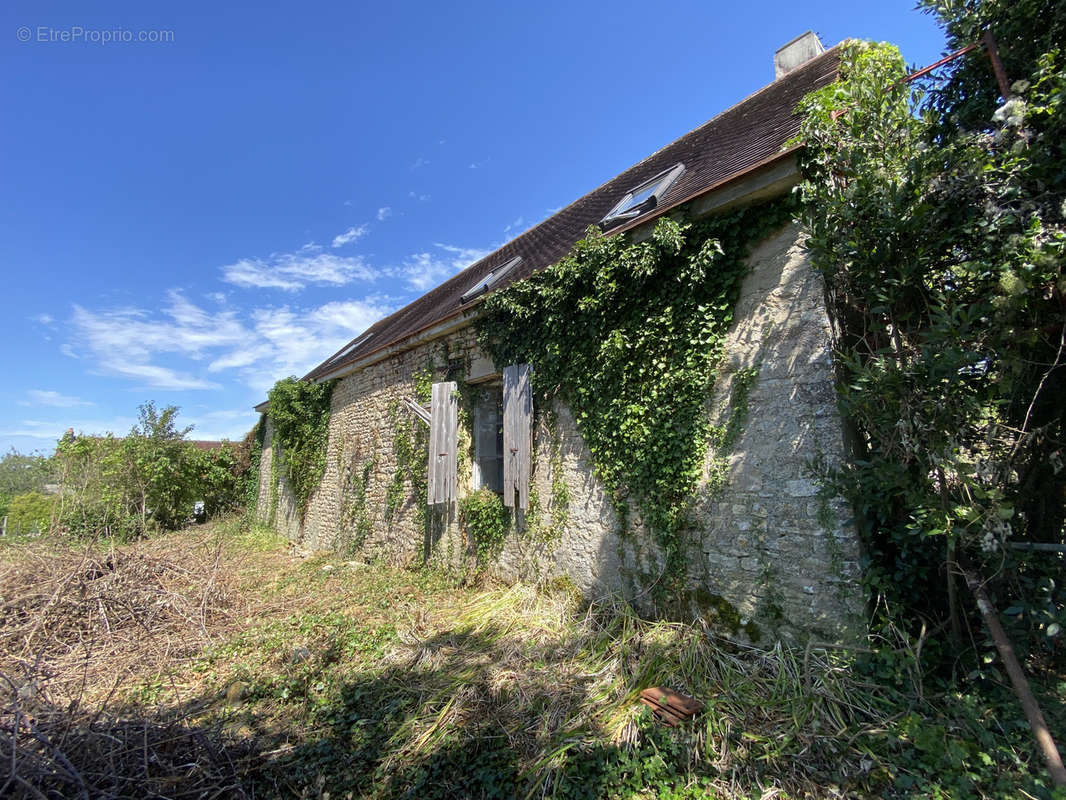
[6, 491, 54, 535]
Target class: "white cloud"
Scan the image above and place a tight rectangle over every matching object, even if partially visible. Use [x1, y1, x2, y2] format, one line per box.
[240, 297, 395, 390]
[394, 243, 491, 291]
[69, 288, 397, 397]
[22, 390, 92, 408]
[71, 290, 247, 389]
[1, 416, 137, 441]
[503, 216, 526, 236]
[183, 408, 260, 441]
[410, 156, 429, 170]
[221, 249, 374, 291]
[408, 191, 431, 202]
[35, 314, 54, 325]
[331, 224, 369, 248]
[376, 206, 392, 222]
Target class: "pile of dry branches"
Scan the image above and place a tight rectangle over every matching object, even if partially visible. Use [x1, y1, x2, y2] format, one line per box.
[0, 534, 249, 798]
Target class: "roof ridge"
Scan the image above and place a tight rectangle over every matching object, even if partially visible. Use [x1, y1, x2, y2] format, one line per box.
[448, 43, 843, 282]
[295, 43, 844, 386]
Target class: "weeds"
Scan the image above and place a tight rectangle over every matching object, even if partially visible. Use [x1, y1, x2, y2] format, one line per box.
[0, 519, 1059, 798]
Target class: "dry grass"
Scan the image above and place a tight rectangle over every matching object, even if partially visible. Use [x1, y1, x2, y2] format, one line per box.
[0, 521, 1048, 798]
[0, 522, 288, 798]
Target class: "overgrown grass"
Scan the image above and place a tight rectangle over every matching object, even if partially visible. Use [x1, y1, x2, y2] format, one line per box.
[1, 517, 1061, 798]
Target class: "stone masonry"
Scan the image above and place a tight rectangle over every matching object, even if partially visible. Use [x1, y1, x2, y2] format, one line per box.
[254, 221, 863, 642]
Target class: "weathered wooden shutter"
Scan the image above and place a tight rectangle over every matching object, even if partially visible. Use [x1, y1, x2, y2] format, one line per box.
[427, 381, 457, 505]
[502, 364, 532, 510]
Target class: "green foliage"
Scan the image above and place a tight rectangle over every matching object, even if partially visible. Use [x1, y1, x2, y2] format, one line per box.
[244, 416, 266, 513]
[5, 491, 54, 535]
[459, 487, 510, 564]
[50, 403, 248, 539]
[477, 203, 793, 586]
[0, 450, 55, 514]
[341, 454, 375, 553]
[267, 377, 336, 518]
[385, 370, 431, 528]
[794, 30, 1066, 653]
[706, 365, 760, 495]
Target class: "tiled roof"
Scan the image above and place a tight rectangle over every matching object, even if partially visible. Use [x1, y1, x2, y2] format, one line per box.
[303, 45, 841, 383]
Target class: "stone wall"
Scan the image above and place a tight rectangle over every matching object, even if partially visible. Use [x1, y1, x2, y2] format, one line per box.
[255, 221, 863, 641]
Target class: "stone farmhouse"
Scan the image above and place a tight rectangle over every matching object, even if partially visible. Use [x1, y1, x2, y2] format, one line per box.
[253, 33, 864, 642]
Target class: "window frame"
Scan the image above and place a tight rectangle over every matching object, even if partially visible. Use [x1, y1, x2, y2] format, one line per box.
[472, 386, 504, 494]
[459, 256, 522, 305]
[600, 163, 685, 229]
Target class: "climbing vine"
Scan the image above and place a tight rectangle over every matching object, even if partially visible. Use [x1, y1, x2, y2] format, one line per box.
[341, 452, 375, 553]
[459, 487, 510, 565]
[244, 415, 266, 513]
[477, 201, 795, 586]
[706, 364, 759, 495]
[386, 370, 431, 527]
[266, 377, 336, 518]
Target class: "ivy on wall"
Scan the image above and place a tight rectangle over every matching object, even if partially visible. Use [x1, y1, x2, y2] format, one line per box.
[341, 452, 375, 553]
[476, 201, 795, 585]
[244, 415, 266, 514]
[386, 370, 431, 527]
[266, 377, 336, 518]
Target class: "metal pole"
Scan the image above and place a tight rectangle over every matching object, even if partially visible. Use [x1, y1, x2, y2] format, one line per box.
[982, 30, 1013, 99]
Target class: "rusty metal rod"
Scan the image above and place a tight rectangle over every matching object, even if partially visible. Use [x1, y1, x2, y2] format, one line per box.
[982, 30, 1013, 99]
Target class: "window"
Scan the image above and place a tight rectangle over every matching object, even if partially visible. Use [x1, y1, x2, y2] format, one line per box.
[600, 163, 685, 229]
[325, 333, 372, 366]
[460, 256, 522, 304]
[473, 388, 504, 493]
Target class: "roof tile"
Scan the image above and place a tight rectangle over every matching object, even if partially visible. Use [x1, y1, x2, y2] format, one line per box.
[304, 46, 840, 382]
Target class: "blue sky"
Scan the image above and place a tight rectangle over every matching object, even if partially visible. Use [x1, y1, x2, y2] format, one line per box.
[0, 1, 946, 454]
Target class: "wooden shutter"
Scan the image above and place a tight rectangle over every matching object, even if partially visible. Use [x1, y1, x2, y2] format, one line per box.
[427, 381, 457, 505]
[502, 364, 532, 510]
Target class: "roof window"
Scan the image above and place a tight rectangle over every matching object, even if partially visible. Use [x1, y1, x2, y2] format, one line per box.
[326, 333, 373, 366]
[600, 163, 685, 229]
[459, 256, 522, 304]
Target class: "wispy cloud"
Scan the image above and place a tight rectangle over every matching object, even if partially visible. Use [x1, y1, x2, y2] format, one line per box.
[71, 291, 247, 389]
[408, 191, 431, 203]
[183, 408, 260, 441]
[331, 224, 369, 248]
[22, 390, 92, 408]
[377, 206, 392, 222]
[238, 298, 396, 390]
[503, 216, 526, 236]
[0, 415, 138, 441]
[393, 243, 491, 291]
[410, 156, 430, 170]
[221, 246, 374, 291]
[34, 314, 54, 325]
[68, 291, 397, 395]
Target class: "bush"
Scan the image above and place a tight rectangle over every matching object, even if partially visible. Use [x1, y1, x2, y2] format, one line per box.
[52, 403, 249, 539]
[6, 491, 55, 536]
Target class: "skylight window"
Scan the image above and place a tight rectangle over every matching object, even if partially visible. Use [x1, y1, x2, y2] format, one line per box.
[459, 256, 522, 304]
[600, 163, 685, 229]
[326, 333, 373, 365]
